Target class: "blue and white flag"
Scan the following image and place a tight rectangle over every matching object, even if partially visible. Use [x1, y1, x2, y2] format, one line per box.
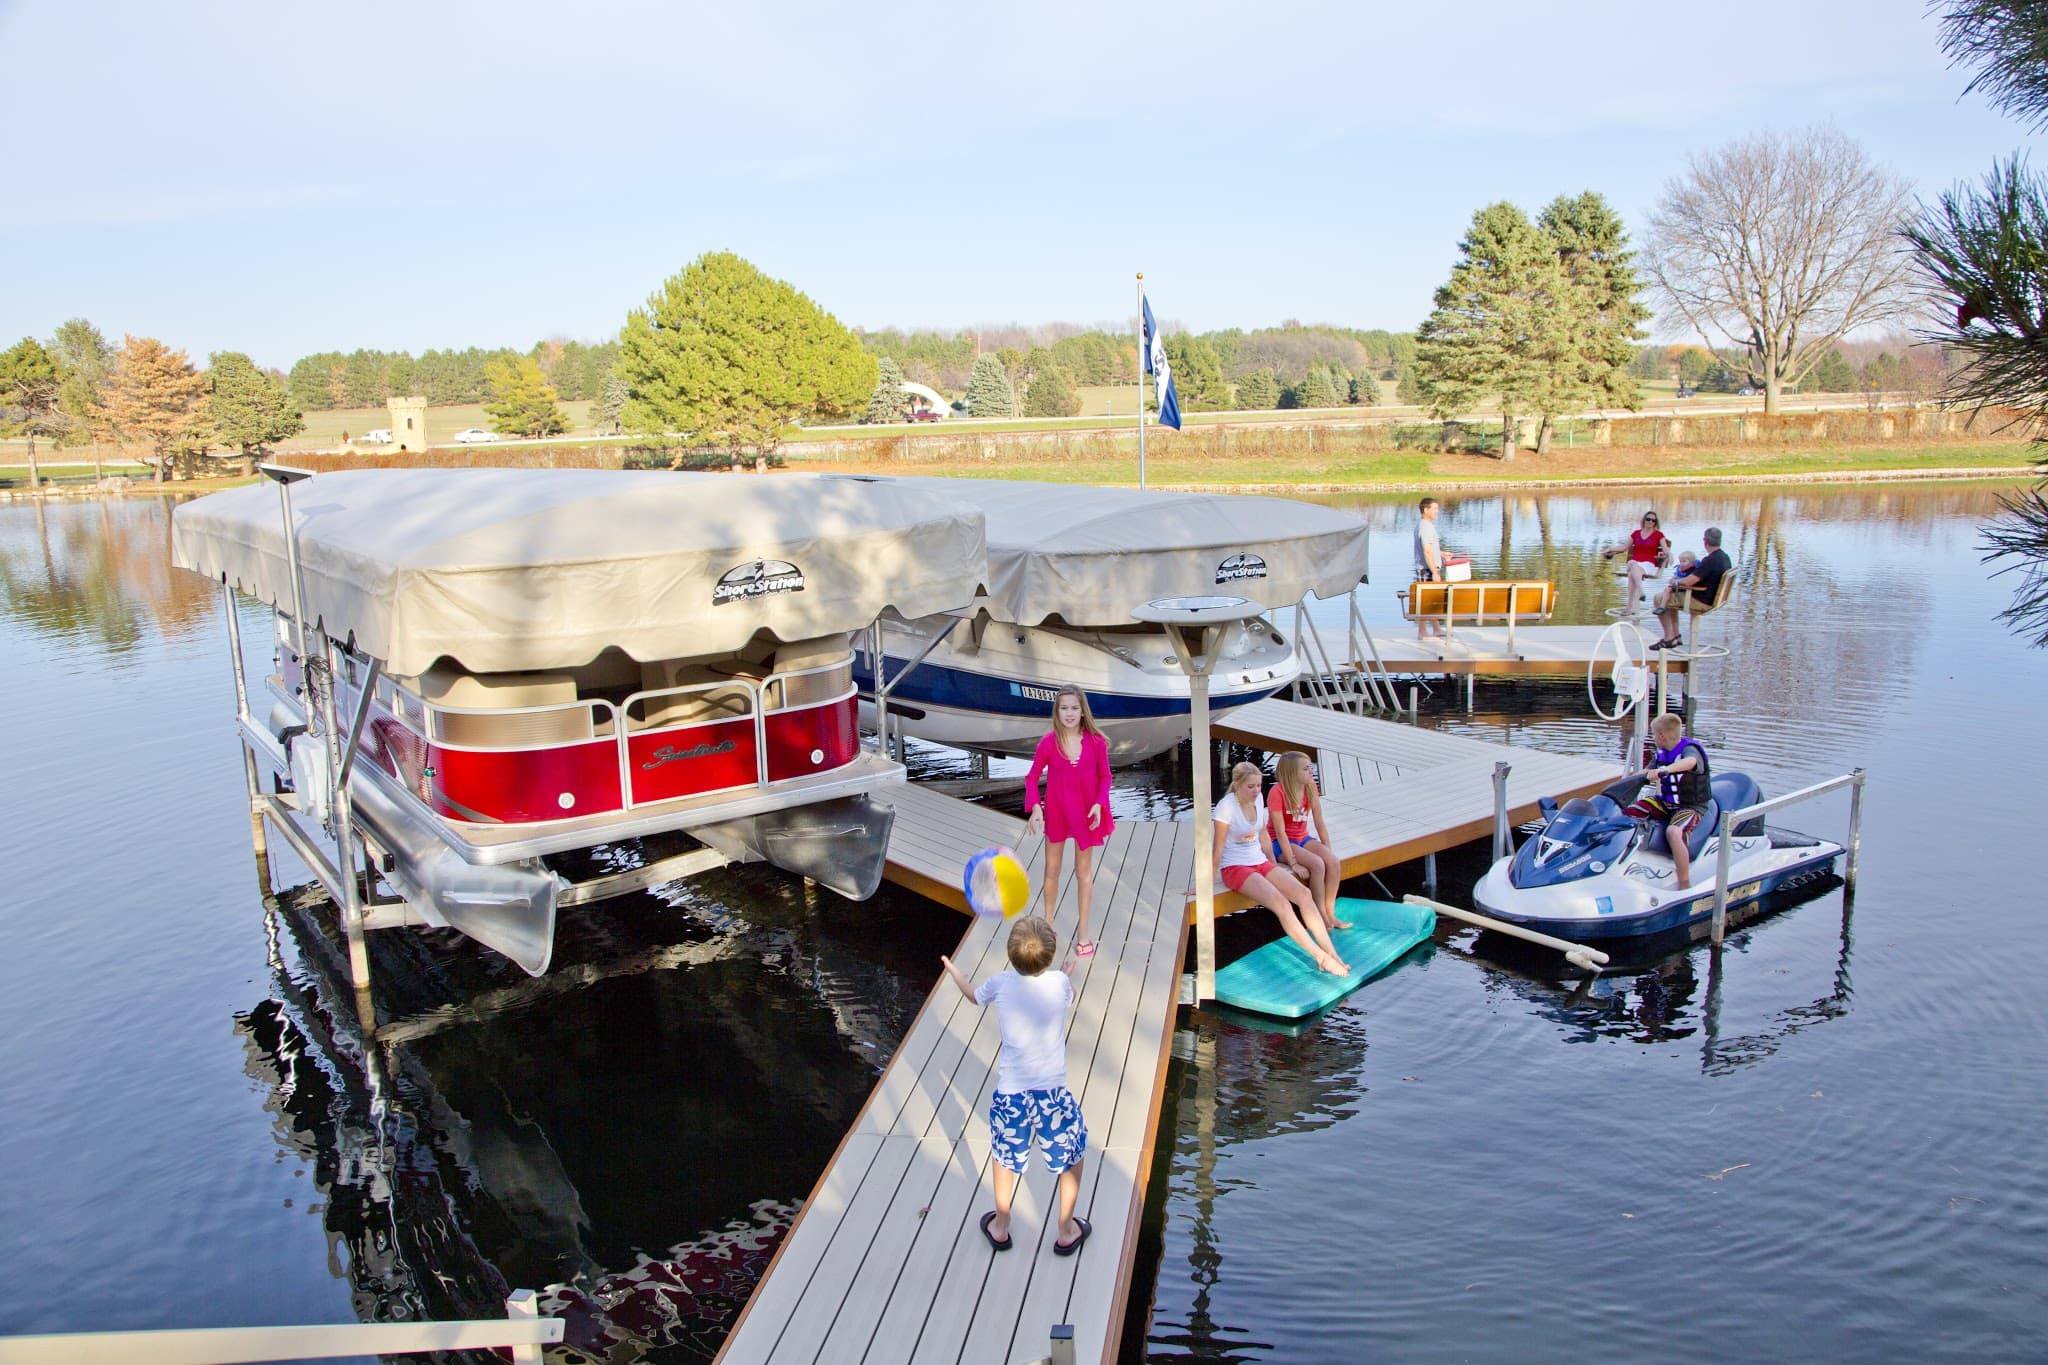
[1141, 294, 1182, 431]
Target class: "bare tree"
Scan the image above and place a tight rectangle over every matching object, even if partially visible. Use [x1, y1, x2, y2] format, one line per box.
[1645, 127, 1916, 413]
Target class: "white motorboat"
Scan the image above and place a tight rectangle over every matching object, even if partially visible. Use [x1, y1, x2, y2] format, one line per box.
[849, 478, 1372, 763]
[173, 467, 987, 975]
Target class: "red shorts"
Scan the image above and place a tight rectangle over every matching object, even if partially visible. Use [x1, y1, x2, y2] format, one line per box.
[1221, 861, 1277, 892]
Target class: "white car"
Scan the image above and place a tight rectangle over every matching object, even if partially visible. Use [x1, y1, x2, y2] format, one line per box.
[359, 428, 393, 444]
[451, 428, 499, 444]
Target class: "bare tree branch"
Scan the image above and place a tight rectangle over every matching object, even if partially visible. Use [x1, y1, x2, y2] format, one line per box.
[1645, 127, 1916, 412]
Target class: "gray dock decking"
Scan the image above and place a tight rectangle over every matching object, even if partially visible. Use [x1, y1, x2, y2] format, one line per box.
[718, 702, 1621, 1364]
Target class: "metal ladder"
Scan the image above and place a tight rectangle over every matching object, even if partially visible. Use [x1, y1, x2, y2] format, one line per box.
[1290, 593, 1401, 714]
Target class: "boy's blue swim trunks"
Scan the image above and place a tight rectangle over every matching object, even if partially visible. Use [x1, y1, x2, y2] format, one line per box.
[989, 1086, 1088, 1175]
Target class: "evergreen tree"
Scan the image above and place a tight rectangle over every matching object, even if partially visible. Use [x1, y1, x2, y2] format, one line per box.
[1023, 362, 1081, 417]
[1812, 348, 1856, 393]
[483, 355, 570, 437]
[207, 351, 303, 471]
[1349, 371, 1382, 405]
[1298, 366, 1341, 408]
[618, 252, 874, 457]
[1235, 368, 1280, 409]
[1534, 191, 1650, 448]
[1163, 334, 1229, 409]
[865, 357, 911, 423]
[594, 373, 628, 434]
[103, 335, 210, 482]
[964, 353, 1017, 417]
[1412, 202, 1564, 460]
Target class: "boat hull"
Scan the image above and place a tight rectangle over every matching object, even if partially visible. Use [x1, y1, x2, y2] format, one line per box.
[1472, 832, 1843, 939]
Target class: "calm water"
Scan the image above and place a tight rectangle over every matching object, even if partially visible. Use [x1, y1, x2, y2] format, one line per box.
[1, 484, 2042, 1361]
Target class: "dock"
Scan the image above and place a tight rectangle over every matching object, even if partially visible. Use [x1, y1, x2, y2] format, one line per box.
[717, 702, 1620, 1364]
[1290, 618, 1690, 679]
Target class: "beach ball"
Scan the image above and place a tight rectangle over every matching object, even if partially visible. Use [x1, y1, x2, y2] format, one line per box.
[964, 846, 1031, 919]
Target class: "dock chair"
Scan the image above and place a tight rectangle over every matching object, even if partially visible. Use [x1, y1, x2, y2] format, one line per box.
[1680, 570, 1737, 659]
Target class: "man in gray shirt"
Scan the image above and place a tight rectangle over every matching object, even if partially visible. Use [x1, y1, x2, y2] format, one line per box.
[1414, 496, 1444, 638]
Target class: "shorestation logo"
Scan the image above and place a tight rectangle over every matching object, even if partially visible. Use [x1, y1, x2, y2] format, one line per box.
[642, 739, 738, 769]
[714, 558, 805, 605]
[1215, 553, 1268, 584]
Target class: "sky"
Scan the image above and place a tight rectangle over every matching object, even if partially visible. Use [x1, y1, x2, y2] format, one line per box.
[0, 0, 2032, 369]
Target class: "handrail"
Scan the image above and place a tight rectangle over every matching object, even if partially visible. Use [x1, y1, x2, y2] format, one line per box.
[1403, 893, 1609, 975]
[1711, 768, 1865, 943]
[0, 1291, 560, 1365]
[1346, 591, 1398, 711]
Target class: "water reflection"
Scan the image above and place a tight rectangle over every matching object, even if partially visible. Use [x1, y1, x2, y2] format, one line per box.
[0, 496, 212, 653]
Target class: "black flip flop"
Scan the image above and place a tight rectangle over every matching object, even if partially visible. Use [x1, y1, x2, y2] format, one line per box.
[1053, 1216, 1092, 1257]
[980, 1211, 1012, 1252]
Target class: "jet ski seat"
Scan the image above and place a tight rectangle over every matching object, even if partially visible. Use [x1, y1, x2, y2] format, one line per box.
[1643, 800, 1720, 859]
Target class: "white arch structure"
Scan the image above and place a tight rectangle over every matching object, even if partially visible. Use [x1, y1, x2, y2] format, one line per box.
[900, 380, 950, 416]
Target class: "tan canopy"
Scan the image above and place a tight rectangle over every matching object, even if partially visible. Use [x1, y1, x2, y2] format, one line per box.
[172, 469, 988, 675]
[882, 477, 1371, 625]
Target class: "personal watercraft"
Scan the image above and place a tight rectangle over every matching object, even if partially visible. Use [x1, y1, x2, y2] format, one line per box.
[1471, 770, 1842, 939]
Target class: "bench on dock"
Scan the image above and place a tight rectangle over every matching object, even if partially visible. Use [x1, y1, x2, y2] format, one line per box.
[1400, 580, 1555, 652]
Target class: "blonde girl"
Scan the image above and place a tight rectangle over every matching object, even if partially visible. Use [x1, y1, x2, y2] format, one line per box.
[1214, 761, 1348, 976]
[1267, 752, 1349, 930]
[1025, 684, 1114, 958]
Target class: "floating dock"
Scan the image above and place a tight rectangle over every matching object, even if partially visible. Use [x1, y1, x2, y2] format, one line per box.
[1290, 618, 1690, 680]
[718, 703, 1620, 1364]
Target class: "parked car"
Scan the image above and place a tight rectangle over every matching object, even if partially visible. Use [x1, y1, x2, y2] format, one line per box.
[359, 428, 393, 444]
[906, 408, 942, 422]
[452, 428, 499, 443]
[1675, 387, 1697, 399]
[1736, 386, 1758, 397]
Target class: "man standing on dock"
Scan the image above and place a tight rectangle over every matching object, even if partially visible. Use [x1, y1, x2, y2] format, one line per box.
[1414, 496, 1445, 639]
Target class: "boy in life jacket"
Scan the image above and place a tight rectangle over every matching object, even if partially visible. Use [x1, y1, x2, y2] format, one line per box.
[1626, 713, 1712, 890]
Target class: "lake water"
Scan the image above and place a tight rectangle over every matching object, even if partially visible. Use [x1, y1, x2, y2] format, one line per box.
[1, 483, 2042, 1362]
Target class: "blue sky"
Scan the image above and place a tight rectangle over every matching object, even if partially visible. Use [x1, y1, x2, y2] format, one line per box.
[0, 0, 2028, 368]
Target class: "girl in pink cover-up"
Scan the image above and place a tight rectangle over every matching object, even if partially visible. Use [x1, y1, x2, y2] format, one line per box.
[1025, 684, 1114, 959]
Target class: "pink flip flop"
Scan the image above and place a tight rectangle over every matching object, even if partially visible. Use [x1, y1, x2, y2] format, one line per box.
[1074, 941, 1096, 958]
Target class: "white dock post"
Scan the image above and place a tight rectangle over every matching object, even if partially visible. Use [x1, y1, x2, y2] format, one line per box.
[1491, 761, 1512, 862]
[1136, 595, 1265, 1004]
[506, 1289, 544, 1365]
[1845, 767, 1865, 891]
[1050, 1322, 1077, 1365]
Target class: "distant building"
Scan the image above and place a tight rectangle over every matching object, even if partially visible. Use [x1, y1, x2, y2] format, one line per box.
[388, 395, 427, 452]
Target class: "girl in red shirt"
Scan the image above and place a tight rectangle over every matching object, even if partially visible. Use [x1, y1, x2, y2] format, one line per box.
[1266, 751, 1349, 930]
[1025, 685, 1114, 958]
[1601, 510, 1670, 613]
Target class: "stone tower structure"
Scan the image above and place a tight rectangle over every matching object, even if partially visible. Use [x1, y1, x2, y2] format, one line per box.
[388, 395, 428, 452]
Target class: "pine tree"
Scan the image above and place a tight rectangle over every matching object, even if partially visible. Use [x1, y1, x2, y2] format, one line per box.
[618, 252, 875, 457]
[1235, 368, 1280, 409]
[1349, 371, 1382, 405]
[1023, 361, 1081, 417]
[965, 353, 1017, 418]
[1412, 202, 1566, 460]
[1532, 191, 1650, 449]
[1812, 348, 1856, 393]
[865, 357, 910, 423]
[207, 351, 303, 472]
[103, 335, 210, 482]
[1298, 366, 1341, 408]
[594, 373, 628, 434]
[483, 355, 570, 437]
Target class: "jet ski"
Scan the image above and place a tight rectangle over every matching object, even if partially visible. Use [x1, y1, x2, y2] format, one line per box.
[1471, 770, 1843, 939]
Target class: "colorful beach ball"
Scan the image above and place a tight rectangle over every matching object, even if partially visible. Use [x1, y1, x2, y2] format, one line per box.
[964, 846, 1031, 919]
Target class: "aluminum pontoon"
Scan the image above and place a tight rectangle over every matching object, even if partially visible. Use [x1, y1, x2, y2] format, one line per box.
[173, 467, 986, 977]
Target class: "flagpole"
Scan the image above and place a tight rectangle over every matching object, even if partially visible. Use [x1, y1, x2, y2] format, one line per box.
[1136, 271, 1146, 490]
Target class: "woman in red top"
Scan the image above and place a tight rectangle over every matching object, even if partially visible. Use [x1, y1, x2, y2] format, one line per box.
[1025, 684, 1114, 958]
[1601, 511, 1670, 613]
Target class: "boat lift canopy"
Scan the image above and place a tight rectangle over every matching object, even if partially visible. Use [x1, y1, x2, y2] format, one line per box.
[172, 469, 989, 676]
[876, 477, 1371, 625]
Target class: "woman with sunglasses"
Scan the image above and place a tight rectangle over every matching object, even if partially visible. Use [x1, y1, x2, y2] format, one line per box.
[1602, 511, 1671, 615]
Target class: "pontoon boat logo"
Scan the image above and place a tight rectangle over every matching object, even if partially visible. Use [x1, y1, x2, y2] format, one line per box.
[714, 558, 805, 604]
[1215, 553, 1268, 584]
[642, 739, 738, 769]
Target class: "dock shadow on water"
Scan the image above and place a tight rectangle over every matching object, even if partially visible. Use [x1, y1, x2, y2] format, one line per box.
[5, 484, 2047, 1361]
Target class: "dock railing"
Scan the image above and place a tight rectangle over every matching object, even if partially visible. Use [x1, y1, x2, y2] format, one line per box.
[1711, 768, 1865, 944]
[0, 1291, 561, 1365]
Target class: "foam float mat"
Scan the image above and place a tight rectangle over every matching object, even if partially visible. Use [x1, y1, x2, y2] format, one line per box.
[1212, 897, 1435, 1020]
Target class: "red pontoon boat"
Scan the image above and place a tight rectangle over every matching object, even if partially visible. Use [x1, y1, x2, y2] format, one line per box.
[173, 467, 987, 977]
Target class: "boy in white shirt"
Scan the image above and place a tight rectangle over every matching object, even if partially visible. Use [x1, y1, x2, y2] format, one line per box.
[941, 916, 1092, 1256]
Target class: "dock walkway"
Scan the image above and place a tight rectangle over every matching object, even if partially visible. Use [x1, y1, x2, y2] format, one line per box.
[1290, 618, 1689, 679]
[719, 706, 1620, 1364]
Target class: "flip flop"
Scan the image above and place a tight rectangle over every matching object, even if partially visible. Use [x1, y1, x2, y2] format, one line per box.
[1074, 941, 1096, 958]
[1053, 1216, 1091, 1257]
[980, 1211, 1012, 1252]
